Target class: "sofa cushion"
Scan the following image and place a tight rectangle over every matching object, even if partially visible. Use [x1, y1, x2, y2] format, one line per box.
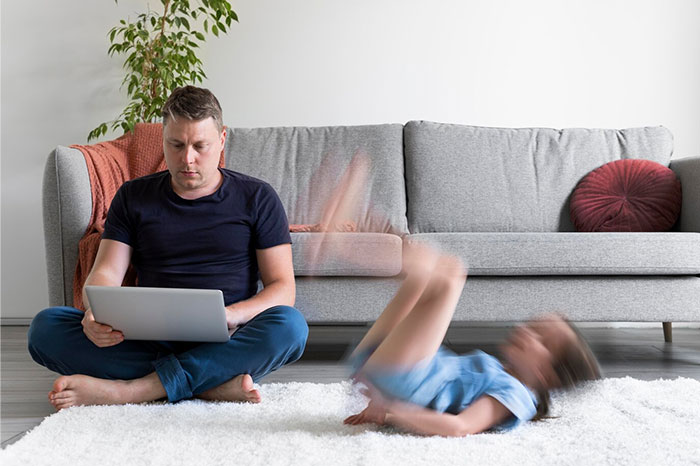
[294, 275, 700, 322]
[224, 124, 408, 235]
[294, 276, 402, 321]
[404, 121, 674, 233]
[570, 159, 682, 232]
[447, 276, 700, 322]
[406, 232, 700, 275]
[292, 232, 402, 276]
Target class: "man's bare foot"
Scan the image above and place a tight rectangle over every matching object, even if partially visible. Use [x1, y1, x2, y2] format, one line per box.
[196, 374, 261, 403]
[49, 375, 130, 410]
[48, 372, 165, 411]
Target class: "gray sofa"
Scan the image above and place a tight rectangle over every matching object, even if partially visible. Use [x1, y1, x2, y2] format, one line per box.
[43, 121, 700, 341]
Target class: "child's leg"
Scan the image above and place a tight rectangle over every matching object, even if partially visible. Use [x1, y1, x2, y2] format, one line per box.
[364, 255, 466, 369]
[351, 244, 440, 358]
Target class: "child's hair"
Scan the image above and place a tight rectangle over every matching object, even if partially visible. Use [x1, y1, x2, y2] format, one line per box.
[531, 318, 601, 421]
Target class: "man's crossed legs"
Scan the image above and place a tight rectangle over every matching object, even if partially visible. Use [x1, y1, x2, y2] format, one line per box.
[27, 305, 308, 409]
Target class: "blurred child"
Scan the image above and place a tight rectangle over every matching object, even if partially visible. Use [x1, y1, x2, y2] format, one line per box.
[344, 244, 601, 436]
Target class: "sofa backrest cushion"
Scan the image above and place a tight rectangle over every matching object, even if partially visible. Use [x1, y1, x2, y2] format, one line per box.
[404, 121, 674, 233]
[225, 124, 408, 235]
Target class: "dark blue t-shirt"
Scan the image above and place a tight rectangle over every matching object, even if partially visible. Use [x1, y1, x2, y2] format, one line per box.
[102, 168, 291, 305]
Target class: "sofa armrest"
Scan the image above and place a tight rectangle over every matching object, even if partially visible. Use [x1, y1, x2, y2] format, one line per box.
[670, 155, 700, 232]
[42, 146, 92, 307]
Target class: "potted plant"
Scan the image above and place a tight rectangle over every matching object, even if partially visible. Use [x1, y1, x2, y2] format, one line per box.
[88, 0, 238, 141]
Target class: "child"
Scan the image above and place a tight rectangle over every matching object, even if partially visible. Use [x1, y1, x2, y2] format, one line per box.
[344, 244, 601, 436]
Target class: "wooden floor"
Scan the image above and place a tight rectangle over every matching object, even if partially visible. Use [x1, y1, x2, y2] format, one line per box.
[2, 324, 699, 447]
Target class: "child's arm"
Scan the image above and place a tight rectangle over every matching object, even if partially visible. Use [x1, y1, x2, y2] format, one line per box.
[383, 396, 512, 437]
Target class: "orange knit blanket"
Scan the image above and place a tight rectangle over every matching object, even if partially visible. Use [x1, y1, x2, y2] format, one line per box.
[71, 123, 224, 310]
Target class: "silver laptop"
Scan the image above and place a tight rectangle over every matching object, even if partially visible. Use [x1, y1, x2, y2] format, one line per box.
[85, 286, 231, 342]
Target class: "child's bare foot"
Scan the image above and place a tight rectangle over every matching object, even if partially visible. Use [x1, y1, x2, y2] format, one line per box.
[49, 375, 130, 410]
[48, 372, 165, 410]
[196, 374, 261, 403]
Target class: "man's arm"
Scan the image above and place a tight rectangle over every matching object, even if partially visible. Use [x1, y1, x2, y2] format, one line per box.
[81, 239, 133, 347]
[82, 239, 133, 307]
[225, 243, 295, 329]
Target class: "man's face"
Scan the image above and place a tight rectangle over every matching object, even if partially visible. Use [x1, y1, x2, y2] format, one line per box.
[163, 116, 226, 199]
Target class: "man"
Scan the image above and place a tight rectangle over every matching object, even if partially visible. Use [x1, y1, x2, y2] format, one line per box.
[28, 86, 308, 409]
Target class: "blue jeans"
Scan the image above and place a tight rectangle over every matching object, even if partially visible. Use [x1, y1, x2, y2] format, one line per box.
[27, 305, 308, 402]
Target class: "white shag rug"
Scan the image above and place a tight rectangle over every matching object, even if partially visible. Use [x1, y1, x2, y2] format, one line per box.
[2, 377, 699, 466]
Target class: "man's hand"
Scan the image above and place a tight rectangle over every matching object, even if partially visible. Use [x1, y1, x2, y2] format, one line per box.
[81, 308, 124, 347]
[225, 305, 250, 335]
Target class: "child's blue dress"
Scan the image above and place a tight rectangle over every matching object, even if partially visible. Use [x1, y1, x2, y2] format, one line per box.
[350, 346, 538, 430]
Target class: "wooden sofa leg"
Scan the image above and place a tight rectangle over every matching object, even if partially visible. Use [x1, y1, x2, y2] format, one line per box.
[662, 322, 672, 343]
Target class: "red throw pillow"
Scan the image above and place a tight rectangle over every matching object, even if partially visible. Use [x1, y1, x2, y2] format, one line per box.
[570, 159, 682, 232]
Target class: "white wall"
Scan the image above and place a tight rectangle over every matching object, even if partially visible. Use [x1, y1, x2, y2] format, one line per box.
[2, 0, 700, 320]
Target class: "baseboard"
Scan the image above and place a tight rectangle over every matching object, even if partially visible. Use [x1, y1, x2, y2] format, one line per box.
[1, 317, 33, 326]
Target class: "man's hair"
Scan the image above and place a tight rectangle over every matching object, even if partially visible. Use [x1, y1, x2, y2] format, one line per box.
[161, 86, 224, 132]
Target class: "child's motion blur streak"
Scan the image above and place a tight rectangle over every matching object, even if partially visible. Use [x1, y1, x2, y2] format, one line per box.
[306, 151, 600, 436]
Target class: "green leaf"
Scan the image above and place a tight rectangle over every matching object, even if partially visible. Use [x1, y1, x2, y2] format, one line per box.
[95, 0, 239, 138]
[87, 122, 109, 142]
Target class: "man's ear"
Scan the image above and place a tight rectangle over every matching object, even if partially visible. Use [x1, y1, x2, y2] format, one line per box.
[220, 127, 227, 147]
